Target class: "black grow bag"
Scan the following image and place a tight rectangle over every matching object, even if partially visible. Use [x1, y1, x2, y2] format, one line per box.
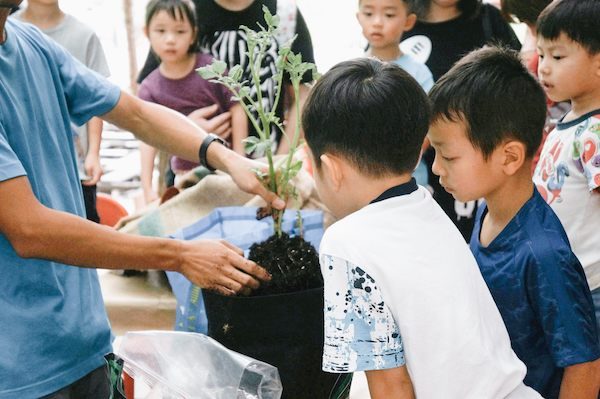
[202, 287, 350, 399]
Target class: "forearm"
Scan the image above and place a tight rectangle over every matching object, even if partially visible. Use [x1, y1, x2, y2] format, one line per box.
[279, 83, 310, 155]
[139, 142, 158, 193]
[230, 103, 248, 156]
[86, 117, 103, 157]
[559, 360, 600, 399]
[103, 92, 238, 175]
[2, 177, 181, 272]
[365, 367, 415, 399]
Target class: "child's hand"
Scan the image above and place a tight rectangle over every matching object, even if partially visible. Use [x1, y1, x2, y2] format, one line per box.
[83, 153, 103, 186]
[188, 104, 232, 139]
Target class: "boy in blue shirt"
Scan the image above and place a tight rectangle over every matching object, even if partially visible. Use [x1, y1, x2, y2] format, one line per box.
[428, 45, 600, 398]
[303, 58, 539, 398]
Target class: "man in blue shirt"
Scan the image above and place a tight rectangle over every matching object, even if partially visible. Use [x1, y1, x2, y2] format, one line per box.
[0, 1, 283, 397]
[428, 46, 600, 398]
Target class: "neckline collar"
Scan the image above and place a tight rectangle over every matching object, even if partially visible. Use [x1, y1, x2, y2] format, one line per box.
[370, 178, 418, 204]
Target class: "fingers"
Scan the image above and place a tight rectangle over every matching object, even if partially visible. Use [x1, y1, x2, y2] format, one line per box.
[189, 104, 218, 119]
[254, 183, 286, 210]
[207, 112, 232, 135]
[219, 239, 244, 256]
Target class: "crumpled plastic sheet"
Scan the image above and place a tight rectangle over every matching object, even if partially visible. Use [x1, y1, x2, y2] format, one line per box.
[117, 331, 282, 399]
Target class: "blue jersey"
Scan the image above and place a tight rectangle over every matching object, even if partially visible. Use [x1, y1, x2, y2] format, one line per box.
[470, 189, 600, 398]
[0, 19, 120, 398]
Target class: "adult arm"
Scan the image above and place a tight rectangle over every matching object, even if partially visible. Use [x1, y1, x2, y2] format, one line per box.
[0, 176, 269, 295]
[365, 368, 415, 399]
[102, 91, 284, 209]
[559, 359, 600, 398]
[82, 116, 103, 186]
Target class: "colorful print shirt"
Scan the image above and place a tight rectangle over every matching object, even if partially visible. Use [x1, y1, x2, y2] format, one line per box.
[532, 110, 600, 290]
[321, 254, 405, 372]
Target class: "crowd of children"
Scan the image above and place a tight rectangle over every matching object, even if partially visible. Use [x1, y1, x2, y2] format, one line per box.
[2, 0, 600, 397]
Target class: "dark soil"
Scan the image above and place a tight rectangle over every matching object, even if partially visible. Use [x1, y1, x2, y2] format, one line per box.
[248, 232, 323, 296]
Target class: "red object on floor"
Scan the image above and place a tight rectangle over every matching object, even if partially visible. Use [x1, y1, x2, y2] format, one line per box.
[96, 193, 128, 227]
[123, 371, 134, 399]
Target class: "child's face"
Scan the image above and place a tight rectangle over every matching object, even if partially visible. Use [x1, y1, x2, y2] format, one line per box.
[428, 118, 504, 203]
[357, 0, 415, 52]
[537, 33, 600, 104]
[146, 10, 196, 63]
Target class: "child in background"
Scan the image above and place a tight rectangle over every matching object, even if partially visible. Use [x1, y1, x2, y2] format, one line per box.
[428, 46, 600, 398]
[14, 0, 109, 223]
[533, 0, 600, 341]
[138, 0, 247, 203]
[303, 58, 539, 398]
[357, 0, 433, 186]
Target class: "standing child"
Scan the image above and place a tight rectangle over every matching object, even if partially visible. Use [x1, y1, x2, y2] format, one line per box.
[13, 0, 109, 223]
[357, 0, 433, 186]
[138, 0, 248, 203]
[533, 0, 600, 340]
[428, 46, 600, 398]
[303, 58, 540, 398]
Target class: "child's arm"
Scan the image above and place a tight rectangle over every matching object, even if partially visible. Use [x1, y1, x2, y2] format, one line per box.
[366, 366, 415, 399]
[139, 142, 158, 204]
[229, 103, 248, 156]
[83, 117, 103, 185]
[559, 359, 600, 398]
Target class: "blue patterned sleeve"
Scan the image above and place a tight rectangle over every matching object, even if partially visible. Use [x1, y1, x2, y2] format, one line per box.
[526, 249, 600, 367]
[321, 254, 405, 373]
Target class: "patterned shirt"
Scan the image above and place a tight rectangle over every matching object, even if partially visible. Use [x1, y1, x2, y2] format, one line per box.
[470, 189, 600, 399]
[533, 110, 600, 290]
[322, 254, 404, 372]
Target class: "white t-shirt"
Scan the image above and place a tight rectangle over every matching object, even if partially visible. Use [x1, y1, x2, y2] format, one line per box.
[533, 110, 600, 291]
[320, 186, 540, 398]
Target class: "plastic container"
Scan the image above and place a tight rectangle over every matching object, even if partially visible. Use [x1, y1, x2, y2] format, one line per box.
[117, 331, 282, 399]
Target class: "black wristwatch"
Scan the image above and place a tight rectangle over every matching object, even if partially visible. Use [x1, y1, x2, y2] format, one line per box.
[199, 133, 228, 172]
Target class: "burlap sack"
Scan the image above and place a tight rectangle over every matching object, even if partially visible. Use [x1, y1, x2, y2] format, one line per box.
[117, 167, 332, 238]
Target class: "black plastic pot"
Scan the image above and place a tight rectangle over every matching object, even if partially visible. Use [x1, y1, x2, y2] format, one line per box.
[202, 286, 350, 399]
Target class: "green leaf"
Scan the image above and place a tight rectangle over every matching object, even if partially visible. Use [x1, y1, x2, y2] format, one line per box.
[228, 65, 243, 82]
[213, 60, 227, 75]
[196, 67, 218, 80]
[242, 136, 260, 154]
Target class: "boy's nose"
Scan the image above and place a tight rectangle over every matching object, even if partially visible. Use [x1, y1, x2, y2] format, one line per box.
[431, 153, 443, 177]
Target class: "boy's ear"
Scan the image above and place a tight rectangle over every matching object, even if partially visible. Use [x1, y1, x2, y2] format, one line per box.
[404, 13, 417, 31]
[143, 26, 149, 39]
[500, 140, 526, 176]
[320, 153, 344, 191]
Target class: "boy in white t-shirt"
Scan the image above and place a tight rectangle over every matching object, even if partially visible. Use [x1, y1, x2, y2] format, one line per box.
[533, 0, 600, 337]
[302, 58, 540, 398]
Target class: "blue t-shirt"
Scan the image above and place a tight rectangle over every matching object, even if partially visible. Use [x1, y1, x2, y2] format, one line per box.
[0, 19, 120, 398]
[393, 54, 434, 93]
[470, 189, 600, 399]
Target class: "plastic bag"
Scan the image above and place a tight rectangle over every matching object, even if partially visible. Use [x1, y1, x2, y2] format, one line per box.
[117, 331, 282, 399]
[166, 207, 324, 333]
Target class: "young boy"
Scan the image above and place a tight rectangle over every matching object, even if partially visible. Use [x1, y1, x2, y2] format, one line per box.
[13, 0, 109, 223]
[428, 46, 600, 398]
[357, 0, 433, 186]
[533, 0, 600, 340]
[357, 0, 433, 91]
[302, 58, 540, 398]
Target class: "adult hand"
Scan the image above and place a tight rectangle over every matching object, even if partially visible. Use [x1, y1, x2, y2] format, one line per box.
[82, 153, 103, 186]
[224, 155, 286, 210]
[179, 239, 271, 296]
[188, 104, 232, 140]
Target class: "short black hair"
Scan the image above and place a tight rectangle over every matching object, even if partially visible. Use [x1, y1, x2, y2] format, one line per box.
[501, 0, 551, 25]
[429, 46, 546, 159]
[537, 0, 600, 55]
[303, 58, 431, 177]
[145, 0, 199, 53]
